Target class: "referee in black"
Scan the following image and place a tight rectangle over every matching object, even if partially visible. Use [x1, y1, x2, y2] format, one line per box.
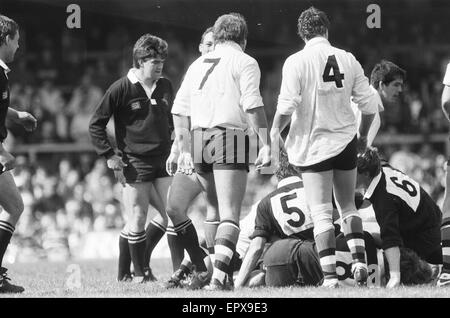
[89, 34, 176, 283]
[0, 15, 37, 293]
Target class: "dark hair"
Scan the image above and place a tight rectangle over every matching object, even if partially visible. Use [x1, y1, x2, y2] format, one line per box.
[201, 26, 214, 44]
[385, 247, 433, 285]
[213, 13, 248, 45]
[297, 7, 330, 41]
[275, 150, 301, 181]
[370, 60, 406, 89]
[132, 34, 168, 68]
[357, 148, 381, 178]
[0, 15, 19, 46]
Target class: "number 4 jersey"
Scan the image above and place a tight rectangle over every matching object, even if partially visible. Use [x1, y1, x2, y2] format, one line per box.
[363, 163, 442, 253]
[277, 37, 381, 166]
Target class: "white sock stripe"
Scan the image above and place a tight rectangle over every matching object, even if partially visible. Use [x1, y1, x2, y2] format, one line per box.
[150, 220, 166, 232]
[443, 247, 450, 255]
[341, 212, 361, 222]
[218, 221, 240, 232]
[0, 224, 14, 234]
[166, 228, 177, 235]
[215, 245, 234, 259]
[204, 220, 220, 225]
[212, 269, 227, 283]
[346, 238, 365, 250]
[442, 224, 450, 230]
[319, 255, 336, 267]
[0, 221, 14, 232]
[120, 231, 128, 239]
[128, 237, 147, 244]
[175, 220, 192, 232]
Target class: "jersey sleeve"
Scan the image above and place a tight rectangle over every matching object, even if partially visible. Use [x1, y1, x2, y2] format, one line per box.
[239, 58, 264, 111]
[172, 65, 193, 117]
[350, 53, 379, 115]
[443, 63, 450, 86]
[277, 56, 302, 115]
[249, 199, 274, 240]
[375, 196, 404, 250]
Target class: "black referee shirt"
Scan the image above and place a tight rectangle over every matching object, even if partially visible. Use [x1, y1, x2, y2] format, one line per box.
[89, 70, 174, 158]
[0, 62, 10, 142]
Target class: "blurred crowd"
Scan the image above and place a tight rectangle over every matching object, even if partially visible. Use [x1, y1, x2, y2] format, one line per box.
[2, 0, 450, 261]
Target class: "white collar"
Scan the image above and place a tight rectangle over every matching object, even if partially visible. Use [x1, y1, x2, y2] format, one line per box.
[304, 36, 330, 48]
[277, 176, 302, 189]
[0, 59, 10, 75]
[127, 68, 140, 84]
[364, 171, 382, 199]
[214, 41, 243, 52]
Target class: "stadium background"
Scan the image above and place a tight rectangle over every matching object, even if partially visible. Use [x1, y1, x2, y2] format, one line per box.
[0, 0, 449, 263]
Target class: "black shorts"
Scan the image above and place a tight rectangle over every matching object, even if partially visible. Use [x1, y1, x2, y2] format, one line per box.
[122, 153, 169, 183]
[298, 135, 357, 173]
[263, 239, 323, 287]
[191, 127, 249, 174]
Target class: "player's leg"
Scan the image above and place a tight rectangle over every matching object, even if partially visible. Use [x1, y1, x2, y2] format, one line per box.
[122, 182, 152, 282]
[208, 169, 247, 289]
[439, 163, 450, 286]
[118, 223, 132, 281]
[0, 171, 25, 293]
[301, 169, 337, 287]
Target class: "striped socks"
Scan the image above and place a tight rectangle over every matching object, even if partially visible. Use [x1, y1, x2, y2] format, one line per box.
[315, 229, 337, 282]
[0, 220, 14, 267]
[342, 215, 367, 272]
[174, 219, 207, 272]
[212, 220, 240, 284]
[204, 220, 219, 265]
[118, 229, 131, 280]
[167, 225, 185, 272]
[144, 221, 166, 269]
[441, 216, 450, 273]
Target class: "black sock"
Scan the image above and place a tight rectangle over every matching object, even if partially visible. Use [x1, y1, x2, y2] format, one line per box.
[118, 230, 131, 280]
[128, 231, 146, 277]
[175, 219, 207, 272]
[167, 225, 185, 272]
[0, 221, 14, 267]
[144, 221, 166, 269]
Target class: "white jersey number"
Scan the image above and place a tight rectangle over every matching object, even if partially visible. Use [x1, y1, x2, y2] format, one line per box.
[384, 167, 421, 212]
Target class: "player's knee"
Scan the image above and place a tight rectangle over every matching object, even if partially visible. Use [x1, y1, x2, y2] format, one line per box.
[310, 203, 334, 236]
[166, 204, 184, 219]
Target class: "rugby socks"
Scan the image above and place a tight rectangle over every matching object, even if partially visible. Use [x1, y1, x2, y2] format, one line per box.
[174, 219, 207, 272]
[441, 216, 450, 273]
[212, 220, 240, 284]
[342, 214, 367, 274]
[118, 229, 131, 280]
[204, 220, 219, 264]
[167, 225, 185, 271]
[144, 221, 166, 268]
[0, 221, 14, 267]
[315, 229, 337, 282]
[128, 230, 146, 277]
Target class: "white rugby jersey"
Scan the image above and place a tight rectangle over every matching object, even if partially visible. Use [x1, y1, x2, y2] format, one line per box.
[277, 37, 379, 166]
[444, 63, 450, 86]
[172, 41, 264, 130]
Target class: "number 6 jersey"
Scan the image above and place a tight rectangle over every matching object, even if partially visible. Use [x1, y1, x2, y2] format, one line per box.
[277, 36, 381, 166]
[363, 163, 442, 251]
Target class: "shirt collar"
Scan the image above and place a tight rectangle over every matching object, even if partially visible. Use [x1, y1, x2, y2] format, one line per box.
[304, 36, 330, 48]
[127, 68, 140, 84]
[214, 41, 243, 52]
[364, 171, 382, 200]
[277, 176, 302, 189]
[0, 59, 10, 75]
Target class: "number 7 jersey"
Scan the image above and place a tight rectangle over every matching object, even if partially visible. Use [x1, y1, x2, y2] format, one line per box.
[172, 41, 264, 130]
[277, 37, 381, 166]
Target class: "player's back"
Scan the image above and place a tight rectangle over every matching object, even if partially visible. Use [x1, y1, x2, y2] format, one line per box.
[186, 41, 261, 130]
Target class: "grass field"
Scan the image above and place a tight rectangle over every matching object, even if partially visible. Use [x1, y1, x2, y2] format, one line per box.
[1, 258, 450, 298]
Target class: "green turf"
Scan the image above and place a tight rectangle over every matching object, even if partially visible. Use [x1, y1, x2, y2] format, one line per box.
[1, 259, 450, 298]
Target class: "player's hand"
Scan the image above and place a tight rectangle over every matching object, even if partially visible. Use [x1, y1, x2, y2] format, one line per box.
[386, 273, 401, 288]
[114, 170, 126, 186]
[166, 151, 179, 176]
[255, 144, 271, 173]
[357, 135, 368, 154]
[18, 111, 37, 132]
[107, 155, 127, 171]
[177, 152, 194, 175]
[0, 149, 16, 172]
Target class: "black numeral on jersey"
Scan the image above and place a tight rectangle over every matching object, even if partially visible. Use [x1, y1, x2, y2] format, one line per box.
[280, 193, 305, 228]
[198, 58, 221, 90]
[322, 55, 344, 88]
[390, 177, 418, 197]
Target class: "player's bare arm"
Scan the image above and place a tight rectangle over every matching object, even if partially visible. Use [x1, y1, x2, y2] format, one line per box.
[173, 114, 194, 175]
[6, 107, 37, 132]
[442, 85, 450, 122]
[235, 236, 267, 288]
[247, 107, 271, 170]
[384, 246, 401, 288]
